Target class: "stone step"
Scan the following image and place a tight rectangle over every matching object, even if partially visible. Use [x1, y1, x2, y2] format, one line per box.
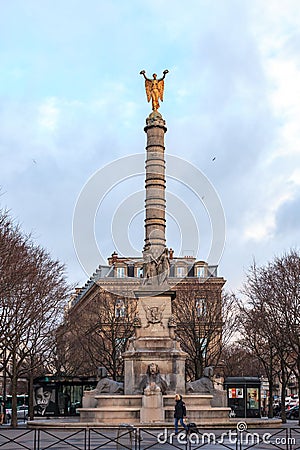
[164, 406, 229, 411]
[165, 408, 230, 421]
[81, 407, 140, 411]
[95, 395, 142, 408]
[79, 407, 140, 424]
[163, 395, 213, 407]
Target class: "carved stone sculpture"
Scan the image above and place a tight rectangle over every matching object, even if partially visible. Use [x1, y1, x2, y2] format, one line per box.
[157, 248, 170, 285]
[142, 302, 166, 328]
[142, 253, 157, 284]
[142, 248, 170, 286]
[138, 363, 169, 395]
[144, 382, 161, 396]
[186, 366, 214, 394]
[186, 366, 227, 407]
[92, 367, 124, 395]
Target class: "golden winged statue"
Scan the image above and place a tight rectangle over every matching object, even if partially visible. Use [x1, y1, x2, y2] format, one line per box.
[140, 70, 169, 111]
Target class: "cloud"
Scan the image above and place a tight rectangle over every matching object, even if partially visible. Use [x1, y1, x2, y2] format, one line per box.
[1, 0, 300, 291]
[275, 195, 300, 236]
[38, 97, 60, 131]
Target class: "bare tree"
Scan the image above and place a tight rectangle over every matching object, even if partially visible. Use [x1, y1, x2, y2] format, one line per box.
[238, 303, 282, 418]
[240, 251, 300, 421]
[264, 251, 300, 424]
[221, 343, 264, 378]
[173, 282, 239, 381]
[60, 288, 137, 380]
[0, 210, 70, 426]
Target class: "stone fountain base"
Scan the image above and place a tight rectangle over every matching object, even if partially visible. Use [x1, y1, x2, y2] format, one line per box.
[79, 393, 230, 425]
[79, 288, 231, 426]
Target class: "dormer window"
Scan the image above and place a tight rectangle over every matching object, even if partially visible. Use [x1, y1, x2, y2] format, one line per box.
[196, 266, 205, 278]
[176, 267, 186, 278]
[116, 267, 125, 278]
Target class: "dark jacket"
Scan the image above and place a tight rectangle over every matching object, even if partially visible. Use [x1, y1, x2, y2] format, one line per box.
[174, 398, 187, 419]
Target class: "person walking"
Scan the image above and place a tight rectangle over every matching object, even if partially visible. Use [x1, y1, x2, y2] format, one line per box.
[174, 394, 188, 434]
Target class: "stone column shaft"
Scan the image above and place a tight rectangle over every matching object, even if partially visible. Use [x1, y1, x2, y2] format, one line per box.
[143, 112, 167, 258]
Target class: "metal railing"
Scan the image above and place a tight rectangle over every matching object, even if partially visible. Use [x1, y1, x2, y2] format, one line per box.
[0, 425, 299, 450]
[0, 428, 37, 450]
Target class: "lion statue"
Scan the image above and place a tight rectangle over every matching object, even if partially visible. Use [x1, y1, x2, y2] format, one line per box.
[138, 363, 169, 395]
[93, 367, 124, 394]
[186, 366, 226, 407]
[186, 366, 214, 394]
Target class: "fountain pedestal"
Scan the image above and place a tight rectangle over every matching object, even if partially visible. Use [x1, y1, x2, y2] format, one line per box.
[123, 289, 187, 396]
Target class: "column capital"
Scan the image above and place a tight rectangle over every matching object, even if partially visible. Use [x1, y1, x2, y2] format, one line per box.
[144, 111, 167, 133]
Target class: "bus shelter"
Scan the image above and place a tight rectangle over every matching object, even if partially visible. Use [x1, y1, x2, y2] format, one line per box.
[224, 377, 261, 418]
[33, 375, 97, 417]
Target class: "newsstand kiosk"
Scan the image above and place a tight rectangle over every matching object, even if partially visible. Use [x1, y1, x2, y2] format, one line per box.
[224, 377, 261, 418]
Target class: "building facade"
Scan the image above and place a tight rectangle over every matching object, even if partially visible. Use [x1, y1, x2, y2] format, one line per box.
[60, 252, 225, 381]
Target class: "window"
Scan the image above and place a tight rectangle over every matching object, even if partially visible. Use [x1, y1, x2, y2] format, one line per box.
[176, 267, 186, 278]
[200, 337, 208, 357]
[196, 266, 205, 278]
[195, 336, 208, 357]
[195, 298, 206, 317]
[137, 267, 143, 278]
[116, 267, 125, 278]
[127, 265, 134, 277]
[115, 338, 127, 359]
[115, 299, 126, 318]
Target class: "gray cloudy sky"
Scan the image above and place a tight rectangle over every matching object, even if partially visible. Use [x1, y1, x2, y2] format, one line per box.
[1, 0, 300, 292]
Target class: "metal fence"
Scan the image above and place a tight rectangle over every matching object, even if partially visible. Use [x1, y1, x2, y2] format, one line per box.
[0, 425, 299, 450]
